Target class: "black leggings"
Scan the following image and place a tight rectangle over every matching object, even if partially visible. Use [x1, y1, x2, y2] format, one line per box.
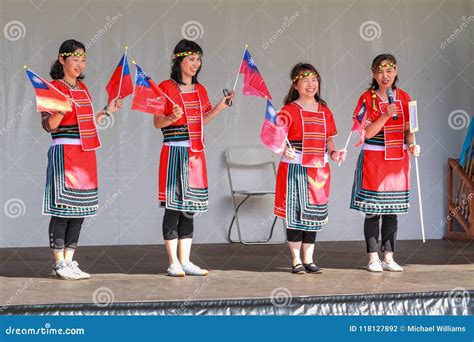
[364, 214, 398, 253]
[286, 229, 317, 244]
[48, 216, 84, 250]
[162, 209, 194, 240]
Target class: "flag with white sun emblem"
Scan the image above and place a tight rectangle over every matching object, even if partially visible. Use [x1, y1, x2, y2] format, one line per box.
[25, 68, 72, 113]
[260, 99, 288, 153]
[239, 48, 272, 99]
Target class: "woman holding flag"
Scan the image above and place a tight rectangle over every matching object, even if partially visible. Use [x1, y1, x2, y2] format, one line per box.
[349, 54, 420, 272]
[154, 39, 234, 277]
[40, 39, 123, 280]
[273, 63, 346, 274]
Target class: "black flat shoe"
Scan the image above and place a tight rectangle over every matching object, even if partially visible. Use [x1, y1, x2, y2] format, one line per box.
[291, 263, 306, 274]
[303, 263, 321, 273]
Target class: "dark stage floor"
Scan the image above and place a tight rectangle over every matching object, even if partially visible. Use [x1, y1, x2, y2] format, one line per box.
[1, 240, 473, 314]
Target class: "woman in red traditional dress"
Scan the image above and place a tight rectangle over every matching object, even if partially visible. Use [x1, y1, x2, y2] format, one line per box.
[154, 39, 234, 277]
[274, 63, 346, 274]
[350, 54, 420, 272]
[41, 39, 122, 280]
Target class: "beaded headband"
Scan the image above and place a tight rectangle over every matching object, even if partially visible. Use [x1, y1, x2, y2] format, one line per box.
[174, 51, 201, 59]
[373, 62, 396, 71]
[58, 52, 87, 58]
[292, 71, 318, 83]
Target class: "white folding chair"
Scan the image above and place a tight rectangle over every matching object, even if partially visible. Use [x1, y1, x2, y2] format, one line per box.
[225, 146, 286, 244]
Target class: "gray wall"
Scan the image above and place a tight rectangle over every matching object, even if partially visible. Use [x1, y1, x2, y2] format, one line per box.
[1, 0, 473, 247]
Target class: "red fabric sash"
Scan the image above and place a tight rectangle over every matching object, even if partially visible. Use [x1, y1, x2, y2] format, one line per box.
[180, 91, 204, 152]
[379, 100, 405, 160]
[300, 109, 326, 168]
[70, 89, 101, 151]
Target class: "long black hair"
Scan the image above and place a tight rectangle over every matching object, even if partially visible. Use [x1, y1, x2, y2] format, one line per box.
[283, 63, 327, 106]
[369, 53, 398, 90]
[170, 39, 203, 85]
[50, 39, 86, 80]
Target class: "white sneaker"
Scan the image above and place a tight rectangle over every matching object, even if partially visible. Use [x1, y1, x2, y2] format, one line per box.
[167, 263, 185, 277]
[382, 260, 403, 272]
[51, 262, 81, 280]
[67, 261, 91, 279]
[181, 262, 209, 276]
[367, 259, 383, 272]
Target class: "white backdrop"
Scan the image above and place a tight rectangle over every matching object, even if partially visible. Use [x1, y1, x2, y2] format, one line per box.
[0, 0, 473, 247]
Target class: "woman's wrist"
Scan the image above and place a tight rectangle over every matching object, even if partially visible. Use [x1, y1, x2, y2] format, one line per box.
[103, 105, 111, 117]
[329, 150, 336, 160]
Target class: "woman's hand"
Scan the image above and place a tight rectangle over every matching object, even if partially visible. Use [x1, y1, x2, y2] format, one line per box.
[409, 144, 420, 157]
[217, 90, 235, 110]
[108, 97, 123, 113]
[168, 104, 184, 122]
[284, 146, 297, 159]
[386, 103, 398, 119]
[330, 149, 347, 162]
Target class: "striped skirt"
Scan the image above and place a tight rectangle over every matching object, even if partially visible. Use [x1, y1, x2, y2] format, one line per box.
[274, 162, 330, 231]
[43, 144, 98, 217]
[158, 145, 208, 212]
[350, 150, 410, 214]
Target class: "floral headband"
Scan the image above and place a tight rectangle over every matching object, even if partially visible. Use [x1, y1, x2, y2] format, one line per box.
[373, 62, 396, 71]
[174, 51, 201, 59]
[58, 52, 86, 58]
[292, 71, 318, 83]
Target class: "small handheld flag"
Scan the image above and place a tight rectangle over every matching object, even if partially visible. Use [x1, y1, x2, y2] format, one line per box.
[351, 99, 367, 146]
[238, 47, 272, 99]
[408, 101, 419, 133]
[131, 63, 166, 115]
[106, 50, 134, 104]
[25, 67, 72, 113]
[260, 99, 288, 153]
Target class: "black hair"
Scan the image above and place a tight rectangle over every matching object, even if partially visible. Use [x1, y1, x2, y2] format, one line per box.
[369, 53, 398, 90]
[170, 39, 203, 85]
[284, 63, 327, 106]
[50, 39, 86, 80]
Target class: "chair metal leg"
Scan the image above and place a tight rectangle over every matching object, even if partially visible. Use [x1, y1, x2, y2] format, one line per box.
[227, 195, 286, 245]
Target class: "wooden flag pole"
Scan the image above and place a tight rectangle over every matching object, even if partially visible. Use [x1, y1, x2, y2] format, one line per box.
[413, 134, 426, 243]
[116, 46, 128, 101]
[338, 132, 352, 166]
[131, 60, 177, 106]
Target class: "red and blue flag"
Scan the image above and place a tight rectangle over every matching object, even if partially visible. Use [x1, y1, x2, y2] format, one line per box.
[106, 52, 134, 104]
[239, 48, 272, 99]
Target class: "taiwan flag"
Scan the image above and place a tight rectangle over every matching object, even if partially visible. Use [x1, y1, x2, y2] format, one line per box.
[351, 99, 367, 146]
[25, 68, 72, 113]
[131, 64, 166, 115]
[239, 48, 272, 99]
[260, 99, 288, 153]
[106, 52, 134, 104]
